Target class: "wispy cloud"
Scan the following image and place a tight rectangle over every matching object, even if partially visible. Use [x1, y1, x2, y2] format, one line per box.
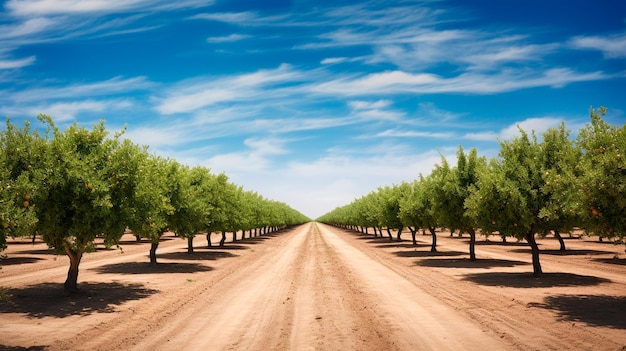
[4, 76, 152, 102]
[207, 33, 251, 43]
[463, 117, 564, 141]
[0, 55, 36, 69]
[5, 0, 213, 17]
[155, 64, 307, 114]
[569, 32, 626, 58]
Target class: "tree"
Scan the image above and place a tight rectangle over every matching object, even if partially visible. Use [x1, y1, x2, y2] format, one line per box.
[22, 115, 143, 293]
[433, 147, 486, 260]
[576, 107, 626, 242]
[537, 123, 581, 251]
[0, 119, 43, 252]
[167, 165, 213, 254]
[127, 155, 175, 265]
[376, 184, 407, 241]
[399, 173, 441, 252]
[466, 128, 552, 276]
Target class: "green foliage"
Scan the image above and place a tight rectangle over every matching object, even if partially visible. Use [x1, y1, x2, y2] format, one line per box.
[576, 107, 626, 238]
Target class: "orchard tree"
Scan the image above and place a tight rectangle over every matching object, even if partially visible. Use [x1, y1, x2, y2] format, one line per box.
[537, 123, 581, 251]
[466, 128, 557, 276]
[127, 155, 175, 265]
[433, 147, 486, 260]
[376, 184, 408, 241]
[29, 115, 143, 292]
[399, 173, 441, 252]
[577, 107, 626, 242]
[168, 165, 213, 254]
[0, 119, 44, 252]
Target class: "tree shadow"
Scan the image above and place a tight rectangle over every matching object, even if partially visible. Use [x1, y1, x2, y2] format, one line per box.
[0, 256, 43, 266]
[474, 241, 529, 247]
[416, 258, 528, 269]
[539, 249, 615, 256]
[0, 281, 158, 318]
[528, 295, 626, 329]
[208, 244, 251, 251]
[462, 272, 611, 288]
[15, 249, 57, 255]
[592, 257, 626, 266]
[92, 262, 212, 274]
[395, 250, 465, 258]
[0, 345, 47, 351]
[158, 250, 236, 261]
[375, 242, 427, 249]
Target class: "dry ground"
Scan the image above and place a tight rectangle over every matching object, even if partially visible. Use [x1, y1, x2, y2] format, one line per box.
[0, 223, 625, 350]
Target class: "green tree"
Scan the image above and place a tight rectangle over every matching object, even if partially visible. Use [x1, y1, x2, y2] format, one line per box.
[537, 123, 581, 251]
[127, 155, 175, 264]
[168, 165, 213, 254]
[466, 128, 552, 276]
[27, 115, 143, 292]
[433, 147, 486, 260]
[0, 119, 43, 252]
[576, 107, 626, 242]
[399, 173, 441, 252]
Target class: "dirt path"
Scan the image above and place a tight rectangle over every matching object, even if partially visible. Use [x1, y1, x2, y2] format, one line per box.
[1, 223, 625, 350]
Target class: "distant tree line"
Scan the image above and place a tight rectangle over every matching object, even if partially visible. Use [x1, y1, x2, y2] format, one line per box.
[0, 114, 309, 293]
[317, 107, 625, 276]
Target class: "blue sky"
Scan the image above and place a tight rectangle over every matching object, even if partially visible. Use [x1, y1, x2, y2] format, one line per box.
[1, 0, 625, 219]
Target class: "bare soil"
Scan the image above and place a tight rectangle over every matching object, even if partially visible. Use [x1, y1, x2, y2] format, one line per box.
[0, 223, 625, 350]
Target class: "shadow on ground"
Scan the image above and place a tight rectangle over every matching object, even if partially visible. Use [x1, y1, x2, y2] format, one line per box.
[593, 257, 626, 266]
[510, 248, 612, 256]
[158, 250, 236, 261]
[0, 281, 158, 318]
[397, 250, 465, 258]
[462, 272, 610, 288]
[0, 257, 44, 266]
[416, 258, 528, 269]
[528, 295, 626, 329]
[0, 345, 47, 351]
[92, 261, 212, 274]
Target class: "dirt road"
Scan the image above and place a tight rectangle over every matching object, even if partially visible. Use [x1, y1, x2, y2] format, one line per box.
[1, 223, 625, 350]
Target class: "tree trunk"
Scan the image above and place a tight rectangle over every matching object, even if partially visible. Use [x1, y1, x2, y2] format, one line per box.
[220, 232, 226, 246]
[135, 235, 141, 242]
[365, 227, 369, 235]
[386, 228, 393, 241]
[373, 227, 378, 237]
[429, 227, 437, 252]
[409, 227, 417, 246]
[150, 241, 159, 265]
[187, 236, 194, 254]
[525, 230, 543, 276]
[468, 228, 476, 261]
[64, 248, 83, 294]
[554, 230, 566, 251]
[232, 230, 237, 242]
[206, 233, 212, 247]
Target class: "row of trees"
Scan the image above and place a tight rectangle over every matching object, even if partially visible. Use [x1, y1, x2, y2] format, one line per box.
[0, 114, 309, 293]
[317, 107, 625, 276]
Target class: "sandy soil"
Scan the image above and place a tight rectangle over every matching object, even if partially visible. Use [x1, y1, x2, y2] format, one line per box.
[0, 223, 625, 350]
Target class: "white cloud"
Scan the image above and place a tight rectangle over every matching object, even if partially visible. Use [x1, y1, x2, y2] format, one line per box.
[207, 33, 251, 43]
[500, 117, 563, 139]
[0, 55, 36, 69]
[156, 64, 305, 114]
[463, 117, 564, 141]
[348, 99, 392, 110]
[6, 76, 152, 102]
[375, 129, 453, 139]
[569, 33, 626, 58]
[5, 0, 212, 16]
